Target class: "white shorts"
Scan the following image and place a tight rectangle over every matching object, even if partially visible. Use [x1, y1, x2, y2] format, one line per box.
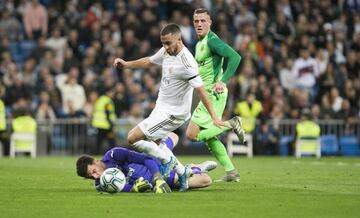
[138, 109, 186, 141]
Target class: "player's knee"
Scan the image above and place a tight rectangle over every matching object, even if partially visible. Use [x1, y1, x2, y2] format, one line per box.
[127, 131, 136, 145]
[186, 129, 197, 141]
[202, 174, 212, 187]
[167, 132, 179, 147]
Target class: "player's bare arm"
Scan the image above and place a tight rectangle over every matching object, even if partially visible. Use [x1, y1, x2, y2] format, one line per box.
[113, 57, 152, 69]
[195, 86, 224, 128]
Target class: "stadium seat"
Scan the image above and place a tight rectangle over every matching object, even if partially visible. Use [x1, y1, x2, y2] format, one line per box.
[10, 133, 37, 158]
[320, 135, 339, 155]
[339, 136, 359, 156]
[9, 41, 18, 54]
[295, 137, 321, 158]
[279, 136, 294, 156]
[227, 132, 253, 157]
[19, 40, 37, 59]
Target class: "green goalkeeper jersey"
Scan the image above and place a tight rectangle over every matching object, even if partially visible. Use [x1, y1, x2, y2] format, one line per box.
[195, 31, 241, 92]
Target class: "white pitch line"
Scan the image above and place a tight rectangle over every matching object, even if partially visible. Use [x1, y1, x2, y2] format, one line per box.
[336, 162, 349, 166]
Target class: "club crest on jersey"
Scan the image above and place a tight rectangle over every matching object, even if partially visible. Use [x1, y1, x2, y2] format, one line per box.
[162, 77, 170, 85]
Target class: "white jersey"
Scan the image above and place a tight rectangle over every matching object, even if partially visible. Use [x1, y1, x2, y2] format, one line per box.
[149, 46, 203, 119]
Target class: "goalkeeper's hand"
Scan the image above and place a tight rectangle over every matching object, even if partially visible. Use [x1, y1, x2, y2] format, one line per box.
[153, 178, 171, 193]
[131, 177, 153, 193]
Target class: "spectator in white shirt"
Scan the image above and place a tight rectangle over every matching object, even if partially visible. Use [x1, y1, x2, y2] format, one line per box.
[291, 46, 320, 93]
[59, 67, 86, 115]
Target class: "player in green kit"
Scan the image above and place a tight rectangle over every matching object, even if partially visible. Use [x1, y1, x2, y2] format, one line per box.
[186, 8, 245, 182]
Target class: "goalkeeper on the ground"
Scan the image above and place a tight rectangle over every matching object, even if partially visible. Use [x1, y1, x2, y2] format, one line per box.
[76, 133, 217, 193]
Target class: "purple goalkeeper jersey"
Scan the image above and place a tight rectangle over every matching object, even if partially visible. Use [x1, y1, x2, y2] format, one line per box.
[95, 136, 174, 192]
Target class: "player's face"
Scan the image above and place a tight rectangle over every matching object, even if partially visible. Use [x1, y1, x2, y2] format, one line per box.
[161, 33, 181, 56]
[87, 160, 105, 179]
[193, 13, 212, 38]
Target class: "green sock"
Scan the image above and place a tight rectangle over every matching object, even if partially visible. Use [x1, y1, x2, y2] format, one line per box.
[197, 126, 231, 141]
[207, 137, 235, 172]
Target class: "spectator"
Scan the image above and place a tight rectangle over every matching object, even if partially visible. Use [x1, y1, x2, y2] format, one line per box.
[291, 46, 320, 93]
[83, 90, 98, 119]
[23, 0, 48, 40]
[0, 11, 22, 41]
[36, 91, 56, 121]
[30, 36, 53, 64]
[45, 27, 67, 68]
[234, 91, 263, 133]
[59, 67, 86, 115]
[253, 120, 279, 155]
[329, 86, 343, 113]
[279, 58, 296, 91]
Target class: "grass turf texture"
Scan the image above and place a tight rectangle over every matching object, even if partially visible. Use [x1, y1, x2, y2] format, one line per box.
[0, 156, 359, 218]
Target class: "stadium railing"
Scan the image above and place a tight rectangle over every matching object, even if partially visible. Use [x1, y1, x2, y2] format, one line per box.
[2, 118, 360, 156]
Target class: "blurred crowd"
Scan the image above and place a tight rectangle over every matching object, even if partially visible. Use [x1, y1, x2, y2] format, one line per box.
[0, 0, 359, 129]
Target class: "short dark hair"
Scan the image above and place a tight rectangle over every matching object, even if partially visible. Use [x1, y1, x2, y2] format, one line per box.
[76, 155, 95, 179]
[160, 23, 181, 36]
[193, 8, 210, 16]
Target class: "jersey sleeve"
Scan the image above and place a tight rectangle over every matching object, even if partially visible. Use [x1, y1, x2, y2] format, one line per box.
[149, 47, 165, 65]
[112, 148, 159, 176]
[180, 52, 203, 88]
[208, 36, 241, 83]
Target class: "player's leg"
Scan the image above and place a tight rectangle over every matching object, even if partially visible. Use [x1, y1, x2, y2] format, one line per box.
[189, 90, 241, 181]
[187, 89, 245, 143]
[128, 125, 172, 164]
[160, 132, 179, 150]
[156, 122, 193, 191]
[173, 172, 212, 189]
[206, 136, 235, 172]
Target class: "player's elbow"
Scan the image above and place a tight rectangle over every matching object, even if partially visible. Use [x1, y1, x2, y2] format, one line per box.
[234, 53, 241, 65]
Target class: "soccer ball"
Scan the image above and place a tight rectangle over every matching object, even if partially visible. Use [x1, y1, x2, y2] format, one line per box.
[100, 168, 126, 193]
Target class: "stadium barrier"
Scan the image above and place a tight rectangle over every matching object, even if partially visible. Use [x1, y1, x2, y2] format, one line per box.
[2, 118, 360, 156]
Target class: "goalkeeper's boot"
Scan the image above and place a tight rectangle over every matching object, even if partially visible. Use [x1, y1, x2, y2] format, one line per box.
[178, 166, 192, 192]
[229, 116, 246, 143]
[160, 156, 178, 177]
[217, 170, 240, 182]
[194, 160, 218, 172]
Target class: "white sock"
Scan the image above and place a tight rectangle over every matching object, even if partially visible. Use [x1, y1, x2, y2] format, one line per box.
[132, 140, 171, 163]
[174, 161, 185, 175]
[161, 145, 185, 175]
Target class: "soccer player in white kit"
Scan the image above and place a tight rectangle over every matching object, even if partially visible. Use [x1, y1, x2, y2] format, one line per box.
[113, 23, 223, 192]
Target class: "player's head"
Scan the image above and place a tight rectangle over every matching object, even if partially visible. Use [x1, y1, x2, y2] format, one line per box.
[193, 8, 212, 38]
[76, 155, 105, 180]
[160, 23, 182, 56]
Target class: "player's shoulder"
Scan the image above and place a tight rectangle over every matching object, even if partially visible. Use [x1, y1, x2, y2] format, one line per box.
[207, 31, 221, 42]
[178, 47, 197, 69]
[107, 147, 128, 157]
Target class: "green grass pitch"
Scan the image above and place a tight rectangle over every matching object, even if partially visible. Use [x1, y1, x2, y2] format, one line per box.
[0, 156, 359, 218]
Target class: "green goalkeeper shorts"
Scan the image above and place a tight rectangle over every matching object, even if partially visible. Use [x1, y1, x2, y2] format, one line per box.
[191, 88, 228, 129]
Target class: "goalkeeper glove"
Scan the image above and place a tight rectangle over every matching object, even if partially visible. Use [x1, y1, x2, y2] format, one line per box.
[153, 178, 171, 193]
[131, 177, 153, 193]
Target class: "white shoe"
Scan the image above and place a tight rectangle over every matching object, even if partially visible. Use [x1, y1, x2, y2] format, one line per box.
[195, 160, 218, 172]
[230, 116, 246, 143]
